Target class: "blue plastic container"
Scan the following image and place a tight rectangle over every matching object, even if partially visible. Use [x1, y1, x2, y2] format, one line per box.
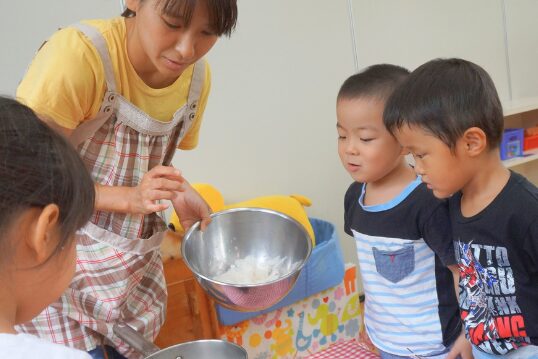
[500, 128, 524, 160]
[215, 217, 345, 326]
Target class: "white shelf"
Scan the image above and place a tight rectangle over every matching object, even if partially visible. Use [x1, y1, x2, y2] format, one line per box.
[503, 97, 538, 117]
[503, 149, 538, 168]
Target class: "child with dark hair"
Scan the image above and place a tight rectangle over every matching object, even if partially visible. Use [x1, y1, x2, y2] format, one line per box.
[0, 97, 94, 358]
[338, 64, 470, 358]
[15, 0, 237, 357]
[384, 58, 538, 359]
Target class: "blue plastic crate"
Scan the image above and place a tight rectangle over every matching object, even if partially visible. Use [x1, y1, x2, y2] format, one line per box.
[501, 128, 524, 160]
[215, 217, 345, 326]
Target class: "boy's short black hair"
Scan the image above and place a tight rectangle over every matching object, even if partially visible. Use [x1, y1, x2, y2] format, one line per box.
[383, 58, 504, 150]
[337, 64, 410, 103]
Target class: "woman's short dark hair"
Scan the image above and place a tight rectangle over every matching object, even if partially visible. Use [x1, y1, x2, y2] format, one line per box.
[383, 58, 504, 150]
[0, 97, 95, 263]
[122, 0, 238, 37]
[337, 64, 410, 103]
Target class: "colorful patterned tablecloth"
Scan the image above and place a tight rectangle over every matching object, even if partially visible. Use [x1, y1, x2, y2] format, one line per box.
[217, 264, 367, 359]
[305, 339, 380, 359]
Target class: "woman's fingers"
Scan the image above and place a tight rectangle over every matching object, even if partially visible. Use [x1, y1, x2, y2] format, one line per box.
[151, 177, 184, 192]
[144, 201, 170, 213]
[199, 216, 212, 232]
[146, 165, 185, 182]
[147, 189, 179, 202]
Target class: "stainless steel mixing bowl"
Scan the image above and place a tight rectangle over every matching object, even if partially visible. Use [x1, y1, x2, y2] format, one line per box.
[181, 208, 312, 311]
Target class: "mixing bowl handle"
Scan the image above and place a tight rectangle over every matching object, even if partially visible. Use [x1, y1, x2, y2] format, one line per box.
[113, 323, 161, 357]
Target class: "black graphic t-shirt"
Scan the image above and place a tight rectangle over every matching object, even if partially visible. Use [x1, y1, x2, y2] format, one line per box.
[449, 171, 538, 355]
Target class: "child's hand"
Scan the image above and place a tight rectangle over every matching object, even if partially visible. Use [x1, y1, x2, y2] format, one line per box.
[359, 326, 377, 353]
[446, 330, 473, 359]
[171, 181, 212, 232]
[128, 165, 185, 214]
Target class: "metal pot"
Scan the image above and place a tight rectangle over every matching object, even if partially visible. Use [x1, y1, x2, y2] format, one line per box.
[113, 324, 248, 359]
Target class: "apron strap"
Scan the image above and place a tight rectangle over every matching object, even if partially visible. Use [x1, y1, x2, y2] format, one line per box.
[69, 22, 118, 147]
[70, 22, 117, 92]
[161, 59, 206, 165]
[187, 59, 206, 104]
[69, 93, 116, 147]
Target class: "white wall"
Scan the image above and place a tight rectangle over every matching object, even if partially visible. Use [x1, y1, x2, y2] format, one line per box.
[0, 0, 120, 96]
[351, 0, 511, 102]
[503, 0, 538, 100]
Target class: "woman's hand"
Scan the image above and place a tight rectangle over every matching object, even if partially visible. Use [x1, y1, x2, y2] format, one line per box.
[171, 181, 212, 232]
[127, 165, 185, 214]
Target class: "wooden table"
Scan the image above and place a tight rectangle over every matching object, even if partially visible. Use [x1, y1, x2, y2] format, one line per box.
[155, 233, 218, 347]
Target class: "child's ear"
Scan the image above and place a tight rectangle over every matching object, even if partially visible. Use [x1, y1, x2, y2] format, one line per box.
[460, 127, 487, 157]
[27, 204, 61, 264]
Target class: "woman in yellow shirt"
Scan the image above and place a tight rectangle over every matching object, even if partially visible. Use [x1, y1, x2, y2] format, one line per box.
[16, 0, 237, 357]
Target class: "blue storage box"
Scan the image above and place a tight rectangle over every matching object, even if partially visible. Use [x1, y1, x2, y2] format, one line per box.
[501, 128, 524, 160]
[215, 217, 345, 325]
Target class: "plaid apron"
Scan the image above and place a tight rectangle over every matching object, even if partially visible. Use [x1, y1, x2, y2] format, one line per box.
[16, 23, 205, 358]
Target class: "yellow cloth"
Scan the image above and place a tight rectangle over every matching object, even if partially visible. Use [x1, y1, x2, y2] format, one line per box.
[225, 194, 316, 246]
[170, 184, 316, 247]
[16, 17, 211, 150]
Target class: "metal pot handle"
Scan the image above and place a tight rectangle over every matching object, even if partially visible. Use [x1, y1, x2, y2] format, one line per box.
[113, 323, 161, 357]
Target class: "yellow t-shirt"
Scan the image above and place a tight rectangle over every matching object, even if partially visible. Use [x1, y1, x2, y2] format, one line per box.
[16, 17, 211, 150]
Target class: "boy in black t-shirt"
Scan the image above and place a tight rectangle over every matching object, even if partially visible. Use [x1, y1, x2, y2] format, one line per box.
[384, 58, 538, 359]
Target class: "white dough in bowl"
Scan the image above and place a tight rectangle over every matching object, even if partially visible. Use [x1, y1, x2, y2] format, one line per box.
[214, 255, 299, 285]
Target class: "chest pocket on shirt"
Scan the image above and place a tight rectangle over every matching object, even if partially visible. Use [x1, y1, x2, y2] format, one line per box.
[372, 245, 415, 283]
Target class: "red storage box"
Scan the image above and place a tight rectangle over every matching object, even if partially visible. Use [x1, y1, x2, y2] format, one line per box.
[524, 134, 538, 151]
